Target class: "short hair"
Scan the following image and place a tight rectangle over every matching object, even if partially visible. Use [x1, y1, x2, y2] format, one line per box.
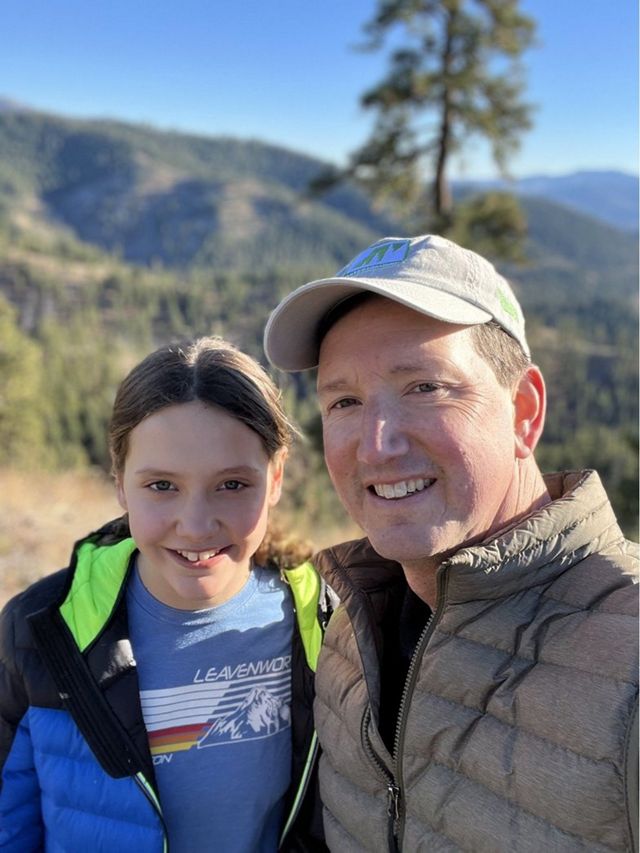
[469, 321, 531, 389]
[317, 293, 530, 389]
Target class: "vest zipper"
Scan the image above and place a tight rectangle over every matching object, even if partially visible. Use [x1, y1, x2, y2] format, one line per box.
[361, 707, 401, 851]
[387, 782, 402, 852]
[390, 569, 449, 850]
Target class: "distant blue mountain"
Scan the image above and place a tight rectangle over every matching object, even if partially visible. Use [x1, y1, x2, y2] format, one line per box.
[0, 96, 33, 113]
[455, 170, 639, 232]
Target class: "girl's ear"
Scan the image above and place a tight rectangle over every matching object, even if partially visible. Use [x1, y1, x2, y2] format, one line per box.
[513, 364, 546, 459]
[268, 448, 287, 507]
[115, 476, 128, 512]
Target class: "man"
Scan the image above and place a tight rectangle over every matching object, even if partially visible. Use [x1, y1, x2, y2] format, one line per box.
[264, 235, 639, 852]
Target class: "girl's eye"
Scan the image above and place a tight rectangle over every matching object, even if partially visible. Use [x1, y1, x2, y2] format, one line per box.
[149, 480, 175, 492]
[219, 480, 245, 491]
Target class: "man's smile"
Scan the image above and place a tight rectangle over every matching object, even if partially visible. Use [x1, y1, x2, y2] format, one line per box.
[370, 477, 436, 500]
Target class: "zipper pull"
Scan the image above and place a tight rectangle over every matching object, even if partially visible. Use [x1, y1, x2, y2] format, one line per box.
[387, 783, 401, 820]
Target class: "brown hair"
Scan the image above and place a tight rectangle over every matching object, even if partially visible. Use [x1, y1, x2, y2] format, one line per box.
[108, 337, 311, 566]
[469, 320, 531, 389]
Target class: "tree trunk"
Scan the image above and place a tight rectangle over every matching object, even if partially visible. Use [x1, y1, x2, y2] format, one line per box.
[433, 5, 456, 223]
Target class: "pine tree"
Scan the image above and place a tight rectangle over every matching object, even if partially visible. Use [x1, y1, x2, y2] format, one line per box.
[313, 0, 535, 251]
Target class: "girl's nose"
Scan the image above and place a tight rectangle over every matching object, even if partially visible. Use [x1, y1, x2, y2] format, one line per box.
[175, 497, 219, 540]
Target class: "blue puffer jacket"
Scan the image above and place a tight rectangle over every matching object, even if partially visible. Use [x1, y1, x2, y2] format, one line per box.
[0, 520, 329, 851]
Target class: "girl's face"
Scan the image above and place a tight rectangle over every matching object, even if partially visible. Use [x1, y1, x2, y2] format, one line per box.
[116, 400, 285, 610]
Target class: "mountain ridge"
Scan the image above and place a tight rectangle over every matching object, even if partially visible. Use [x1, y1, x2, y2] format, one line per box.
[0, 101, 636, 248]
[0, 106, 636, 324]
[455, 170, 639, 232]
[0, 107, 398, 271]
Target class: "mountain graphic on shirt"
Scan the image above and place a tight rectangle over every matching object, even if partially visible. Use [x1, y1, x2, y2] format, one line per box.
[197, 686, 290, 747]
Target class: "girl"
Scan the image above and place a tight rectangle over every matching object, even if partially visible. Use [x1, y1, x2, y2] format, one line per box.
[0, 337, 329, 852]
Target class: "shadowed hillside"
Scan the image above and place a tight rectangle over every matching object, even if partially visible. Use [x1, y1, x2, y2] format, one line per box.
[0, 108, 397, 270]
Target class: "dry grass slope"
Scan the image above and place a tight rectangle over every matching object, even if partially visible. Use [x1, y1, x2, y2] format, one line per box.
[0, 468, 121, 607]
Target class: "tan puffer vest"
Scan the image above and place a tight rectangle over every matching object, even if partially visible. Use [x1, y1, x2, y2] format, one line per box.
[314, 471, 639, 852]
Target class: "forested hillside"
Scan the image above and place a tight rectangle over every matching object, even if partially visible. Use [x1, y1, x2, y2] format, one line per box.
[0, 107, 637, 535]
[0, 108, 395, 269]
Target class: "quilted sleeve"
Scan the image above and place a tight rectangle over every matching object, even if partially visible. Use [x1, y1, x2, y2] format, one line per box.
[0, 600, 29, 776]
[0, 599, 44, 849]
[0, 713, 44, 850]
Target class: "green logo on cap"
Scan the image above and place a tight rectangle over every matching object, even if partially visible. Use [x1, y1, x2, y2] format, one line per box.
[497, 288, 518, 320]
[338, 240, 411, 277]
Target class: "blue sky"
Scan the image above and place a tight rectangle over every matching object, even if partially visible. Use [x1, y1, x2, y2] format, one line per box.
[1, 0, 637, 178]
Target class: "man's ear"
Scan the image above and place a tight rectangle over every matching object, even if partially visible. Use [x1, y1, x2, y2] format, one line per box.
[115, 476, 128, 512]
[513, 365, 546, 459]
[268, 448, 287, 507]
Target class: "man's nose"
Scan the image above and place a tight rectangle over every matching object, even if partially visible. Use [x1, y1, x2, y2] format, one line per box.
[356, 403, 409, 466]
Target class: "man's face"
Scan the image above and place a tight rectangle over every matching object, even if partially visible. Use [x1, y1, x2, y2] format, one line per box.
[317, 297, 528, 569]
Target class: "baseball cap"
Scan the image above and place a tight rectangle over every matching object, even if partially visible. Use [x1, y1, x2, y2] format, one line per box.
[264, 234, 530, 370]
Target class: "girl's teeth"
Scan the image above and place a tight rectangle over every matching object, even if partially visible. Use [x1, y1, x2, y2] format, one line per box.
[178, 550, 217, 562]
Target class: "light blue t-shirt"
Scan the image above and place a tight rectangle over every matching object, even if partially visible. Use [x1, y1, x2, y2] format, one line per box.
[127, 563, 294, 853]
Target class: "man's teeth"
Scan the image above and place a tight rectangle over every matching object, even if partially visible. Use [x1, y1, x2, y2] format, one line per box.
[373, 478, 431, 499]
[177, 549, 219, 562]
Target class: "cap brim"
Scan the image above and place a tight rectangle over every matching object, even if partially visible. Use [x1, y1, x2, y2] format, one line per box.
[264, 275, 492, 371]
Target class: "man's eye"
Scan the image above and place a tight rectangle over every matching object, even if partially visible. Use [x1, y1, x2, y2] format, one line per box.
[331, 397, 359, 410]
[149, 480, 175, 492]
[411, 382, 440, 393]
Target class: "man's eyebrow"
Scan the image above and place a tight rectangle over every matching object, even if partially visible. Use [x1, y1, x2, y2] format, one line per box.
[317, 378, 351, 396]
[317, 363, 434, 395]
[389, 363, 431, 375]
